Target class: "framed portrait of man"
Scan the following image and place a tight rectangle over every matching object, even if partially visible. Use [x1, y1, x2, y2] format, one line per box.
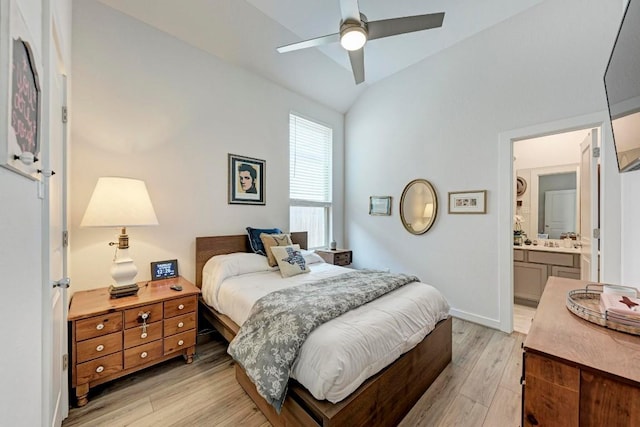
[228, 153, 265, 205]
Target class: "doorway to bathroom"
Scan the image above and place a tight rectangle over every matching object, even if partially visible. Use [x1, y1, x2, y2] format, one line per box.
[511, 127, 598, 334]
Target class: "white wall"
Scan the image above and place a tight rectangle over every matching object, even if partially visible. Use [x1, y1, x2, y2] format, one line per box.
[69, 1, 344, 292]
[0, 0, 71, 425]
[345, 0, 625, 328]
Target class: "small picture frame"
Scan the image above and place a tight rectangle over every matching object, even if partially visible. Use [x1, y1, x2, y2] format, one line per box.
[369, 196, 392, 215]
[228, 153, 265, 205]
[448, 190, 487, 214]
[150, 259, 179, 281]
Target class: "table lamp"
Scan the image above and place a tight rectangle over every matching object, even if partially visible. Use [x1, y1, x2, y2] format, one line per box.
[81, 177, 158, 296]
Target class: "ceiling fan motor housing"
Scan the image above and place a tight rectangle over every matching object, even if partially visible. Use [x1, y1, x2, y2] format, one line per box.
[340, 14, 368, 51]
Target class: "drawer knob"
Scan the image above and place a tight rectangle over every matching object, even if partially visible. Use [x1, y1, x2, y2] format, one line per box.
[96, 344, 104, 352]
[178, 304, 185, 310]
[96, 366, 104, 373]
[178, 322, 184, 328]
[178, 339, 184, 346]
[140, 351, 148, 359]
[96, 323, 104, 330]
[141, 332, 148, 339]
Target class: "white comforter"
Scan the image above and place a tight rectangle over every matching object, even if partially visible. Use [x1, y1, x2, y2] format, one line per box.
[201, 252, 450, 403]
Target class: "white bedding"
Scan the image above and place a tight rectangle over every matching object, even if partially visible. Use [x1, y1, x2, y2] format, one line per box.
[201, 252, 450, 403]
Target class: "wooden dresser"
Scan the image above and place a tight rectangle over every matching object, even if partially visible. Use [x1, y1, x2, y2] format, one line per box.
[522, 276, 640, 426]
[68, 277, 200, 406]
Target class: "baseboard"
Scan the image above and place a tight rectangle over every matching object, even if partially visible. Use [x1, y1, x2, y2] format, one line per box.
[449, 307, 502, 330]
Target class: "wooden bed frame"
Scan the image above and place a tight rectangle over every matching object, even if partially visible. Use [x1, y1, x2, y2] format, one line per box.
[195, 233, 452, 427]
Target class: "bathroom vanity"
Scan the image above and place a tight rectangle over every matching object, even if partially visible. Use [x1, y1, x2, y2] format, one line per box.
[514, 243, 581, 305]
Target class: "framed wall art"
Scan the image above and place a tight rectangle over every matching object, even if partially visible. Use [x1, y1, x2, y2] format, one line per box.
[448, 190, 487, 214]
[228, 153, 265, 205]
[369, 196, 392, 215]
[0, 0, 42, 180]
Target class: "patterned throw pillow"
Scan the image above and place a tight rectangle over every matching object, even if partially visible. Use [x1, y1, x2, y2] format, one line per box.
[260, 233, 293, 267]
[246, 227, 282, 256]
[271, 244, 310, 278]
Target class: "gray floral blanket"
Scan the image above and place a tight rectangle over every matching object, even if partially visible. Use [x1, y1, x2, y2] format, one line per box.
[227, 270, 419, 412]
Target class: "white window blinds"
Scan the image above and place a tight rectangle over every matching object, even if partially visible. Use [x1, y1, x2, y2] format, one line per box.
[289, 114, 332, 204]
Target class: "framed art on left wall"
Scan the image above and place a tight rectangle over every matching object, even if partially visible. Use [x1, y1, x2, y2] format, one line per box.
[228, 153, 265, 205]
[0, 0, 42, 180]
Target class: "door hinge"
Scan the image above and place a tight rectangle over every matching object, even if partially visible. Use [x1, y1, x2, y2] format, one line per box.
[62, 106, 68, 124]
[62, 230, 69, 247]
[593, 147, 600, 158]
[593, 228, 600, 239]
[62, 354, 68, 371]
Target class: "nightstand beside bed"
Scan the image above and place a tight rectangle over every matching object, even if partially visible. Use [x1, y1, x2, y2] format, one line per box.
[68, 276, 199, 406]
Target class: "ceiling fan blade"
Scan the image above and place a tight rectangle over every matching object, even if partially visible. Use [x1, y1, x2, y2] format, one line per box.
[368, 12, 445, 41]
[348, 49, 365, 84]
[339, 0, 361, 23]
[276, 33, 340, 53]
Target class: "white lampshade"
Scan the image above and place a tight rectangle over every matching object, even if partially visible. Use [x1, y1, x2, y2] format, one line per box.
[81, 177, 158, 227]
[340, 26, 367, 51]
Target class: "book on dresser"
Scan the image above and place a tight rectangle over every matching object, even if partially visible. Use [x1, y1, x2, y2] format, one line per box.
[68, 276, 200, 406]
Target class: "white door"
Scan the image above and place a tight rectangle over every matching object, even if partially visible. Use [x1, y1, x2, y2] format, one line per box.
[47, 36, 69, 426]
[544, 189, 576, 239]
[579, 130, 599, 281]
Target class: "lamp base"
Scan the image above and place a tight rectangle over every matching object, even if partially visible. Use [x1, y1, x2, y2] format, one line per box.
[110, 247, 139, 287]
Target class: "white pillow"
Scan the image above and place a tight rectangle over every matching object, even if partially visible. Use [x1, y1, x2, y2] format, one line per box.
[300, 249, 325, 265]
[271, 244, 310, 278]
[202, 252, 276, 310]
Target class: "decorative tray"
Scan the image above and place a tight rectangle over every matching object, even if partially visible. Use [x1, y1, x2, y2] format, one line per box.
[566, 284, 640, 336]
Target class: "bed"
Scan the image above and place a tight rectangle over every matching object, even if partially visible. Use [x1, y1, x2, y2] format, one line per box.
[195, 232, 452, 427]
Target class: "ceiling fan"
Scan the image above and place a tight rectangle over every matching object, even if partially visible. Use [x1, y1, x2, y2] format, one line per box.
[276, 0, 445, 85]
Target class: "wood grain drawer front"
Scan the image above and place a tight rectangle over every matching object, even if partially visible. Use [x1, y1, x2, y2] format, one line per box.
[164, 330, 196, 355]
[334, 252, 352, 266]
[124, 340, 163, 370]
[525, 353, 579, 390]
[124, 322, 163, 349]
[164, 296, 196, 318]
[514, 249, 525, 262]
[76, 352, 123, 385]
[523, 374, 579, 427]
[527, 251, 575, 267]
[75, 312, 122, 341]
[164, 312, 196, 337]
[76, 332, 122, 363]
[124, 303, 163, 329]
[580, 371, 640, 426]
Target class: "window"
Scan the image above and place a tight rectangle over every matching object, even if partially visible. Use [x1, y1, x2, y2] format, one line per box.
[289, 113, 333, 249]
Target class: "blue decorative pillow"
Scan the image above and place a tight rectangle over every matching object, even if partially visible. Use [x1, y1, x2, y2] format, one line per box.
[246, 227, 282, 256]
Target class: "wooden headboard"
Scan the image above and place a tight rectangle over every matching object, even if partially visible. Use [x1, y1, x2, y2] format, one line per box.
[195, 231, 308, 288]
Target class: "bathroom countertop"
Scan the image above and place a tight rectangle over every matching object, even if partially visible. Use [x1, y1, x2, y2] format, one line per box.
[513, 243, 581, 254]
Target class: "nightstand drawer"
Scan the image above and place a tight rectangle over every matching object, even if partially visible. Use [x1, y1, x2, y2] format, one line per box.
[124, 303, 163, 329]
[76, 312, 122, 341]
[124, 340, 163, 370]
[164, 296, 196, 318]
[164, 330, 196, 355]
[76, 332, 122, 363]
[124, 322, 163, 349]
[76, 352, 122, 384]
[334, 252, 352, 266]
[164, 312, 196, 337]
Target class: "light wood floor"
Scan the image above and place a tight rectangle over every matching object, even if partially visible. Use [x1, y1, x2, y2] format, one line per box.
[513, 304, 536, 335]
[63, 318, 525, 427]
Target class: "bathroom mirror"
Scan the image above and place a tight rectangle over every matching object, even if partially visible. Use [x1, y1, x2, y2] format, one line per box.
[400, 179, 438, 235]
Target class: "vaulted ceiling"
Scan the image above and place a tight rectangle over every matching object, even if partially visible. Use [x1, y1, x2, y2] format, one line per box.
[99, 0, 544, 112]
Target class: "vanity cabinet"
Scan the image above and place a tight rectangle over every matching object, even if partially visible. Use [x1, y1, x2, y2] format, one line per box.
[514, 249, 580, 305]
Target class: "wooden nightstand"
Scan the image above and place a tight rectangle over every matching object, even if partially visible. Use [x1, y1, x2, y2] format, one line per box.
[68, 276, 200, 406]
[315, 249, 352, 266]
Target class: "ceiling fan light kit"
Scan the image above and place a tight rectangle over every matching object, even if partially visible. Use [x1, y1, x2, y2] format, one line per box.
[276, 0, 444, 85]
[340, 21, 367, 51]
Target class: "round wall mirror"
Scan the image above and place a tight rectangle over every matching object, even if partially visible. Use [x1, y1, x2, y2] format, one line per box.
[400, 179, 438, 235]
